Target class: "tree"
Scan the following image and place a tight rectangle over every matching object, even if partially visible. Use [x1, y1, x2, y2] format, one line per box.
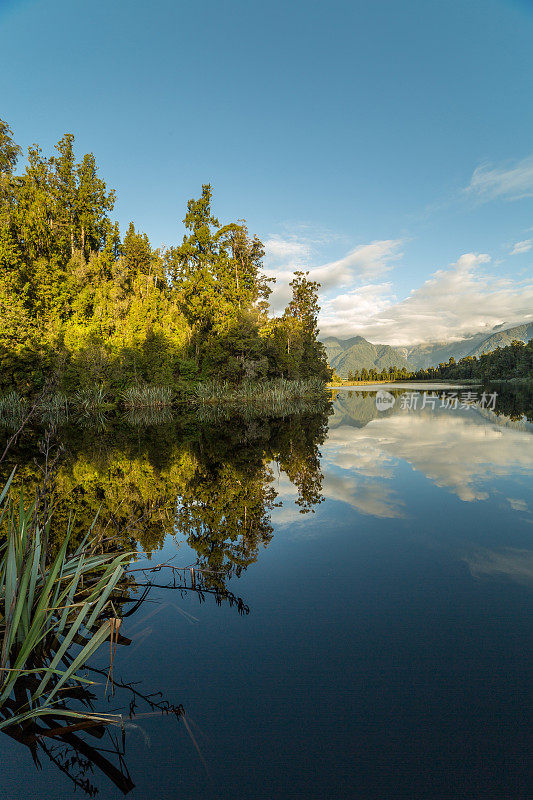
[0, 118, 21, 176]
[165, 184, 273, 370]
[0, 118, 334, 392]
[283, 270, 330, 380]
[215, 221, 272, 313]
[52, 133, 78, 257]
[76, 152, 115, 256]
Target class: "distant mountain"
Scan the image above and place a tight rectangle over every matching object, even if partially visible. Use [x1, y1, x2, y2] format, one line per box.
[466, 323, 533, 359]
[400, 331, 492, 369]
[323, 322, 533, 376]
[323, 335, 410, 376]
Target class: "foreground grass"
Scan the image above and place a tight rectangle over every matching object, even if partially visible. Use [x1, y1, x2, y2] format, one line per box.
[121, 385, 174, 408]
[189, 378, 330, 421]
[0, 469, 131, 733]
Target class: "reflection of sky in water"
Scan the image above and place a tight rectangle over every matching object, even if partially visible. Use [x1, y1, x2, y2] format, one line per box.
[464, 547, 533, 584]
[323, 395, 532, 509]
[272, 391, 533, 586]
[2, 391, 532, 799]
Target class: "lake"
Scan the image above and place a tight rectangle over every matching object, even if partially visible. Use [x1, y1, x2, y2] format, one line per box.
[1, 383, 532, 799]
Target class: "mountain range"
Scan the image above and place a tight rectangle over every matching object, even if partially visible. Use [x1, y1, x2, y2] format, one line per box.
[322, 322, 533, 377]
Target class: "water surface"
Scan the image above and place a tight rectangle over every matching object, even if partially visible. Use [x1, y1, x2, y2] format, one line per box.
[1, 384, 532, 799]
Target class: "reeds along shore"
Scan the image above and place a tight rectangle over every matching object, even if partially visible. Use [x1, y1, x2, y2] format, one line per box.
[0, 379, 330, 428]
[191, 377, 327, 405]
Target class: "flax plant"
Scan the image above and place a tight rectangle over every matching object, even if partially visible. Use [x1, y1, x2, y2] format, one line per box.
[191, 377, 328, 418]
[0, 468, 132, 734]
[121, 385, 174, 408]
[0, 391, 28, 430]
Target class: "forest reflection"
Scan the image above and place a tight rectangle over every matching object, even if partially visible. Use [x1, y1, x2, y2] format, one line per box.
[0, 407, 330, 794]
[2, 406, 330, 587]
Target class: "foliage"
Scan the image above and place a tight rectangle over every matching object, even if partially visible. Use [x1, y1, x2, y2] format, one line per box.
[330, 365, 416, 384]
[0, 120, 330, 395]
[0, 469, 131, 733]
[412, 339, 533, 382]
[0, 391, 28, 430]
[192, 377, 328, 413]
[72, 385, 109, 412]
[121, 384, 174, 408]
[1, 406, 330, 579]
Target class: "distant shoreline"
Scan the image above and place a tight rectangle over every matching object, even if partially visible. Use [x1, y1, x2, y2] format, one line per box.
[327, 380, 481, 391]
[327, 377, 530, 389]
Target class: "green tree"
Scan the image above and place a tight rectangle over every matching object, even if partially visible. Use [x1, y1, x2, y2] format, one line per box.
[283, 270, 330, 380]
[0, 118, 21, 175]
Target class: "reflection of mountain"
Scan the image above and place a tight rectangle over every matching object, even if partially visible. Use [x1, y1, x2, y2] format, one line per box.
[323, 321, 533, 375]
[329, 390, 389, 428]
[330, 387, 533, 433]
[322, 390, 533, 514]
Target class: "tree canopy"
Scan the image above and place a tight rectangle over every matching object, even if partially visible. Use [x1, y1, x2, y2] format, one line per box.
[0, 120, 330, 393]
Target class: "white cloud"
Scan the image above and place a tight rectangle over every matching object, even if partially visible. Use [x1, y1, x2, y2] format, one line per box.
[263, 235, 312, 268]
[510, 239, 533, 255]
[313, 239, 403, 282]
[322, 471, 405, 518]
[317, 252, 533, 344]
[263, 223, 532, 345]
[507, 497, 528, 512]
[264, 234, 403, 314]
[466, 156, 533, 202]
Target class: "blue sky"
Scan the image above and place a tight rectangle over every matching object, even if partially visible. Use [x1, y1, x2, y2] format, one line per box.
[1, 0, 532, 343]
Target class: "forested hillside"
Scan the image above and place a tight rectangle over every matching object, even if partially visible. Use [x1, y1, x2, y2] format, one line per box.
[0, 119, 330, 394]
[466, 323, 533, 359]
[324, 323, 533, 376]
[413, 339, 533, 382]
[323, 335, 411, 376]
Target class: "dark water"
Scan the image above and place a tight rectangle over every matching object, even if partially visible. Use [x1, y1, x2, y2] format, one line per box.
[1, 384, 532, 799]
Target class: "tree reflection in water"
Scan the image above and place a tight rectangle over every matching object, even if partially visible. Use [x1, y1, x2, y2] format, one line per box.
[1, 566, 249, 796]
[0, 406, 329, 794]
[2, 407, 329, 581]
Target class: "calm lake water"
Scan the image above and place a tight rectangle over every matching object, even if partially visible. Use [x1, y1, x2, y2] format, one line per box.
[1, 384, 532, 799]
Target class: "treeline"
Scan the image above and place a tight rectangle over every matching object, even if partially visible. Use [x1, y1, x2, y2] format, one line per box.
[335, 365, 415, 383]
[333, 340, 533, 384]
[0, 119, 330, 394]
[412, 339, 533, 382]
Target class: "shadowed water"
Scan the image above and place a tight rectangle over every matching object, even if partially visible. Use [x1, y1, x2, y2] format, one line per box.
[1, 384, 532, 799]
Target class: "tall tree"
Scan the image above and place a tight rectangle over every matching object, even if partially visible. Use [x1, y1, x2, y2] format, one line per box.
[283, 270, 330, 379]
[76, 152, 115, 256]
[52, 133, 78, 257]
[166, 184, 272, 367]
[0, 118, 21, 176]
[165, 184, 220, 356]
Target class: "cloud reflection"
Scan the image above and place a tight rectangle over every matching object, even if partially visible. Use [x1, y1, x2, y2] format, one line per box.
[322, 396, 532, 513]
[464, 548, 533, 585]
